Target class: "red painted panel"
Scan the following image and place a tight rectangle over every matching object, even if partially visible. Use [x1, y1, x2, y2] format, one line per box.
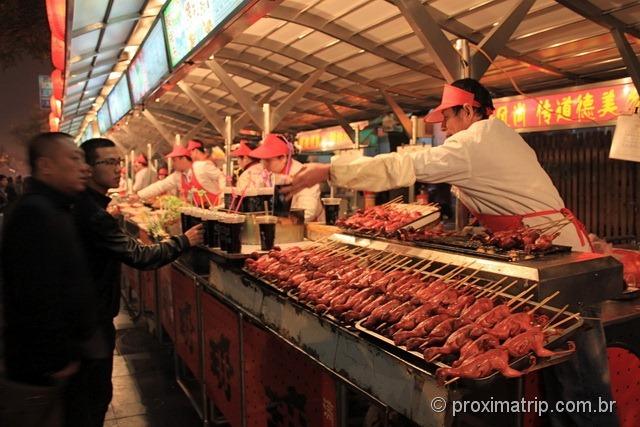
[172, 268, 199, 377]
[158, 265, 175, 340]
[608, 347, 640, 427]
[243, 321, 337, 427]
[202, 292, 242, 427]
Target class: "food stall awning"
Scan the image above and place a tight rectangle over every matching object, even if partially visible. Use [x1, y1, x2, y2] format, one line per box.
[57, 0, 167, 137]
[54, 0, 640, 150]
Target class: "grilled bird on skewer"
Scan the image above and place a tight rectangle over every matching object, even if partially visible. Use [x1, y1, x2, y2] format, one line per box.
[454, 334, 501, 367]
[422, 323, 485, 361]
[488, 312, 548, 340]
[392, 314, 451, 346]
[502, 329, 575, 358]
[436, 349, 533, 383]
[475, 304, 512, 329]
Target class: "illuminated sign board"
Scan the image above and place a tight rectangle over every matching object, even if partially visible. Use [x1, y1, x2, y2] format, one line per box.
[492, 78, 639, 132]
[163, 0, 247, 67]
[107, 75, 132, 125]
[297, 121, 368, 152]
[128, 19, 170, 104]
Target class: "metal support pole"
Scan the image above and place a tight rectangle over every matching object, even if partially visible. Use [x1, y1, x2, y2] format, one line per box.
[612, 28, 640, 95]
[408, 116, 418, 203]
[177, 81, 227, 136]
[225, 116, 233, 181]
[454, 39, 471, 230]
[207, 59, 264, 130]
[262, 103, 271, 138]
[142, 109, 175, 146]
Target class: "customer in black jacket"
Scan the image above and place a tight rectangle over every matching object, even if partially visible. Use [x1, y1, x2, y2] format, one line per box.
[1, 132, 95, 425]
[71, 137, 203, 427]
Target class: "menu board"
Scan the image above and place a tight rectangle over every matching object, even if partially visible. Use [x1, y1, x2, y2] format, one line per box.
[107, 75, 132, 124]
[128, 19, 169, 104]
[97, 105, 112, 134]
[163, 0, 246, 67]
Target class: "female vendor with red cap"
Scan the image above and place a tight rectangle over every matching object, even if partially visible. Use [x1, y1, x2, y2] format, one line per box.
[251, 134, 323, 223]
[231, 140, 268, 190]
[132, 153, 156, 192]
[285, 78, 617, 427]
[137, 145, 220, 206]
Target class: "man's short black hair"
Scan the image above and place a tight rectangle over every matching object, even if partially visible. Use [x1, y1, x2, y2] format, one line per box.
[27, 132, 74, 174]
[450, 78, 495, 120]
[80, 138, 117, 165]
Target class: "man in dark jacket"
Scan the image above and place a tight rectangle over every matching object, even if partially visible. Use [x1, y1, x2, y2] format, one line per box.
[1, 132, 95, 425]
[71, 137, 203, 427]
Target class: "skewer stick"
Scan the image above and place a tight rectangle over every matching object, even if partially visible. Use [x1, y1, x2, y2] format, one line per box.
[475, 277, 508, 297]
[382, 196, 404, 206]
[538, 218, 571, 234]
[411, 259, 436, 277]
[428, 354, 441, 363]
[485, 279, 519, 300]
[510, 292, 535, 311]
[529, 216, 569, 229]
[444, 377, 460, 386]
[528, 291, 560, 314]
[370, 252, 401, 269]
[382, 258, 413, 272]
[543, 311, 580, 332]
[425, 262, 454, 278]
[505, 283, 538, 307]
[441, 263, 473, 281]
[543, 304, 569, 331]
[451, 268, 481, 289]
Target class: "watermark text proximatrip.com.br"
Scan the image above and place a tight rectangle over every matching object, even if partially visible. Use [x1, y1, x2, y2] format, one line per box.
[429, 396, 616, 417]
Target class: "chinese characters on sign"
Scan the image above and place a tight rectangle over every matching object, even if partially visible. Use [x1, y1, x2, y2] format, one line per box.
[209, 334, 234, 401]
[492, 81, 639, 131]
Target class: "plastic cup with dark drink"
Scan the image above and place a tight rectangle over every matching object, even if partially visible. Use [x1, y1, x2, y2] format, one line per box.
[207, 211, 221, 248]
[288, 208, 305, 225]
[179, 207, 189, 233]
[322, 197, 341, 225]
[217, 213, 229, 251]
[220, 214, 245, 254]
[223, 187, 234, 210]
[256, 215, 278, 251]
[272, 184, 292, 217]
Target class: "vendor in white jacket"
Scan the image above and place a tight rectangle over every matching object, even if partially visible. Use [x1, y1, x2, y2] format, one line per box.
[232, 140, 269, 190]
[132, 153, 156, 192]
[138, 145, 220, 206]
[285, 79, 591, 251]
[250, 134, 323, 223]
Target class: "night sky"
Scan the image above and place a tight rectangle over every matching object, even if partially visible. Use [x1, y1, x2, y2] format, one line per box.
[0, 57, 50, 176]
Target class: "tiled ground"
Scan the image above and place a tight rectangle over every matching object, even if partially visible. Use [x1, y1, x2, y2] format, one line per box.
[103, 311, 202, 427]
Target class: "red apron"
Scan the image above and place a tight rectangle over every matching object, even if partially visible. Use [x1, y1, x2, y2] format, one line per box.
[472, 207, 593, 251]
[180, 166, 219, 208]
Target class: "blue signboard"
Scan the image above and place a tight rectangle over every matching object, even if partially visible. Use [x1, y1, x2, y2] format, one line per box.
[128, 19, 170, 104]
[163, 0, 247, 67]
[107, 75, 132, 124]
[97, 105, 112, 134]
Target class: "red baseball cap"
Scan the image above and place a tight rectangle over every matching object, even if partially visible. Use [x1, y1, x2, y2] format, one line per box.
[165, 145, 191, 159]
[424, 84, 481, 123]
[186, 139, 203, 151]
[249, 134, 290, 159]
[135, 154, 147, 165]
[230, 141, 253, 157]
